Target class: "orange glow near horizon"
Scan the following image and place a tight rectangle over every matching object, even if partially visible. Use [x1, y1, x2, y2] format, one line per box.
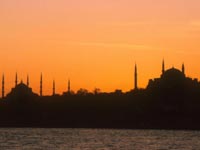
[1, 0, 200, 95]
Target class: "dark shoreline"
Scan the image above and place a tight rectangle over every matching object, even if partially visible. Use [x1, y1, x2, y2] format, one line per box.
[0, 117, 200, 130]
[0, 126, 200, 131]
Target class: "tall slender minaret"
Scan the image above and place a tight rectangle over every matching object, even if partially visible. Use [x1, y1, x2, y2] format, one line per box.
[182, 63, 185, 75]
[40, 73, 43, 96]
[53, 80, 55, 96]
[15, 72, 18, 87]
[2, 74, 5, 99]
[134, 63, 138, 90]
[162, 59, 165, 74]
[27, 75, 29, 87]
[68, 79, 70, 94]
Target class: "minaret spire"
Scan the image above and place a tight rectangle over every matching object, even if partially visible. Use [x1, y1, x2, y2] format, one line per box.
[162, 59, 165, 74]
[68, 79, 71, 94]
[40, 73, 43, 96]
[182, 63, 185, 75]
[2, 74, 5, 98]
[15, 72, 18, 87]
[134, 63, 138, 90]
[53, 79, 55, 96]
[27, 75, 29, 87]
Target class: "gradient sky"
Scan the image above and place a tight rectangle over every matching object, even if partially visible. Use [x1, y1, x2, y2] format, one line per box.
[1, 0, 200, 95]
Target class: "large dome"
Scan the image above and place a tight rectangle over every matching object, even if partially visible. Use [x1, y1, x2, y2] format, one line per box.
[6, 81, 38, 100]
[161, 67, 185, 80]
[160, 67, 186, 88]
[11, 82, 32, 94]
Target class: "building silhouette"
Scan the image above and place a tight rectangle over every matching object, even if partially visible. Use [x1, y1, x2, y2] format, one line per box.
[53, 80, 55, 96]
[147, 61, 195, 90]
[62, 79, 71, 95]
[6, 80, 38, 103]
[2, 74, 4, 99]
[182, 63, 185, 75]
[162, 59, 165, 74]
[134, 63, 138, 90]
[0, 60, 199, 99]
[68, 79, 71, 94]
[27, 75, 29, 87]
[15, 72, 18, 87]
[40, 73, 43, 96]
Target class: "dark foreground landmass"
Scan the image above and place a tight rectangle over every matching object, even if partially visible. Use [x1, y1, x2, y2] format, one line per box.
[1, 89, 200, 130]
[1, 67, 200, 130]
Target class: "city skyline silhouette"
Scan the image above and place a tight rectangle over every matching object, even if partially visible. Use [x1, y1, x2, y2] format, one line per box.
[0, 60, 199, 98]
[0, 59, 200, 129]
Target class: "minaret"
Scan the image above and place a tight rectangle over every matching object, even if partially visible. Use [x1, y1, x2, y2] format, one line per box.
[2, 74, 5, 99]
[162, 59, 165, 74]
[15, 72, 18, 87]
[53, 80, 55, 96]
[27, 75, 29, 87]
[40, 73, 43, 96]
[182, 63, 185, 75]
[134, 63, 138, 90]
[68, 79, 70, 94]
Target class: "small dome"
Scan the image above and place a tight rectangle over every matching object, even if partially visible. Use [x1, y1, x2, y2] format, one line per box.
[16, 82, 28, 88]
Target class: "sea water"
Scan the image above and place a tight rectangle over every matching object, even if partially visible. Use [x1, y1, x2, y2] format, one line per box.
[0, 128, 199, 150]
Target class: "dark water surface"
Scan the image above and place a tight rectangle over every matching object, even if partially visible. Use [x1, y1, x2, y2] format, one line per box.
[0, 128, 200, 150]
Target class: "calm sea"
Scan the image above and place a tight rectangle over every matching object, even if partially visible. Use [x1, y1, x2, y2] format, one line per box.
[0, 128, 199, 150]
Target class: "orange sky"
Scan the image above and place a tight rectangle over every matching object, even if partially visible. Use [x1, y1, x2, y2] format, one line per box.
[0, 0, 200, 95]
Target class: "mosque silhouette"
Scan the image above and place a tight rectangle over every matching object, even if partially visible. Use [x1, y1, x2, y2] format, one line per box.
[0, 60, 200, 129]
[147, 60, 199, 90]
[1, 73, 71, 99]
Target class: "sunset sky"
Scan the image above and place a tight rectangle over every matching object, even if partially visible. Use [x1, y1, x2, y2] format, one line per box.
[1, 0, 200, 95]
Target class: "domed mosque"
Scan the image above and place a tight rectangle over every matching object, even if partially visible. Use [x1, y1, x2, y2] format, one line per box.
[147, 60, 200, 91]
[6, 74, 38, 103]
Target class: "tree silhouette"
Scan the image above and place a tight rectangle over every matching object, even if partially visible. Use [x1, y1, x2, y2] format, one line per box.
[77, 88, 88, 96]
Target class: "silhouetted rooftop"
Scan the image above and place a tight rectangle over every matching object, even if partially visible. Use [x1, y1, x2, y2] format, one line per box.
[161, 67, 185, 79]
[6, 81, 38, 100]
